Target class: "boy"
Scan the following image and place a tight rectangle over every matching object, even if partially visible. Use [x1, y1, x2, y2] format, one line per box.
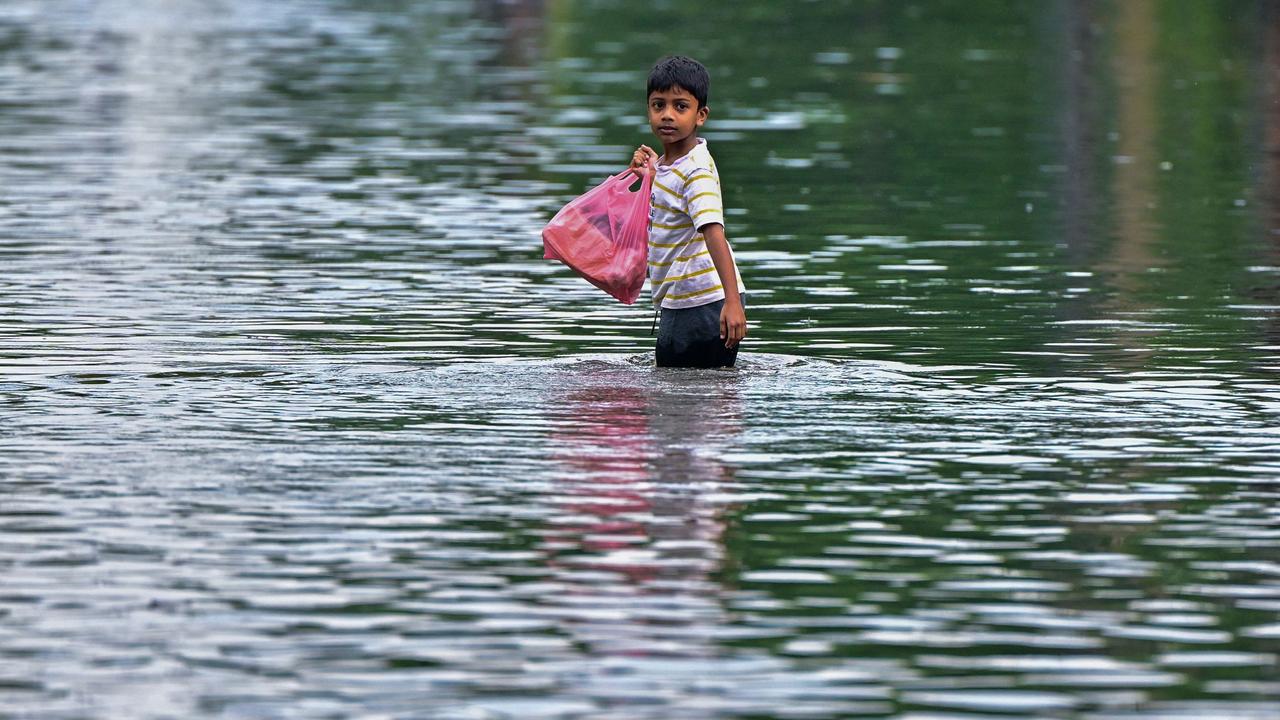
[630, 55, 746, 368]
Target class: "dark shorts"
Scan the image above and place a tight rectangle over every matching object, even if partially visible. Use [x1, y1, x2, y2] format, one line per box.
[655, 298, 740, 368]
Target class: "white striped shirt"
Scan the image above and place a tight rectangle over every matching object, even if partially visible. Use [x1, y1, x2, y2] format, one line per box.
[648, 139, 745, 309]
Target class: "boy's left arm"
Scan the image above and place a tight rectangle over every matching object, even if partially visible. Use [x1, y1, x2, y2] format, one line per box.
[701, 222, 746, 349]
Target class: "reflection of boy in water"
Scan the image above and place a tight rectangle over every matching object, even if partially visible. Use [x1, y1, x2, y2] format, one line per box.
[546, 378, 740, 587]
[629, 56, 747, 368]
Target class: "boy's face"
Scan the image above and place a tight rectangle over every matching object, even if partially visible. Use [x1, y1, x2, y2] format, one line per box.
[647, 85, 707, 148]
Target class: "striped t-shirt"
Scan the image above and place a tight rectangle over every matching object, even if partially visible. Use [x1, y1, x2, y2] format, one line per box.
[648, 138, 746, 309]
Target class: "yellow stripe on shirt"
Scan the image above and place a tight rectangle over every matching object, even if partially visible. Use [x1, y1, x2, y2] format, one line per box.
[648, 234, 702, 249]
[649, 220, 693, 231]
[657, 266, 717, 286]
[688, 191, 720, 203]
[667, 283, 724, 301]
[647, 250, 710, 268]
[654, 180, 682, 200]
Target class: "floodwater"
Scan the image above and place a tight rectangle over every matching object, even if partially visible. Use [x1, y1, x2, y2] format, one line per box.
[3, 0, 1280, 718]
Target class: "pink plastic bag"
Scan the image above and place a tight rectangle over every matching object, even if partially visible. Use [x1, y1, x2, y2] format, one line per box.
[542, 167, 653, 305]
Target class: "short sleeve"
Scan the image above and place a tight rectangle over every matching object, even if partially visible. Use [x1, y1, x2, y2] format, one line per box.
[682, 168, 723, 231]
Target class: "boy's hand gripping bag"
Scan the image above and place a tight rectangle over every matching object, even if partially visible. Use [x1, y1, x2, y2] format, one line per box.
[542, 167, 654, 305]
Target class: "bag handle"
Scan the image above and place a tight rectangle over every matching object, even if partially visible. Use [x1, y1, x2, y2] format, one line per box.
[614, 162, 655, 193]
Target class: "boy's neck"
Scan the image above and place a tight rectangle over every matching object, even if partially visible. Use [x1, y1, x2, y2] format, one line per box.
[661, 134, 700, 164]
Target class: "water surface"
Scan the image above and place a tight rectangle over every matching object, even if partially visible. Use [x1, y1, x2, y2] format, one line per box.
[3, 1, 1280, 718]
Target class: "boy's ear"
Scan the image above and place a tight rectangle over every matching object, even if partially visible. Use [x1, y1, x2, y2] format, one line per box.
[696, 104, 709, 126]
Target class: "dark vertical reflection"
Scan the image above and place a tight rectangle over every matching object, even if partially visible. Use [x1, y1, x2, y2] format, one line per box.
[1256, 0, 1280, 352]
[475, 0, 545, 70]
[1059, 0, 1101, 266]
[1264, 0, 1280, 243]
[1104, 0, 1161, 294]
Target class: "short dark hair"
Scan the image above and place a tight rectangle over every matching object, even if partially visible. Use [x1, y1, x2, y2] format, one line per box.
[647, 55, 709, 108]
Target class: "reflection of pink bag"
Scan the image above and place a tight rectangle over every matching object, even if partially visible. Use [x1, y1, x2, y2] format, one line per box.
[542, 168, 653, 305]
